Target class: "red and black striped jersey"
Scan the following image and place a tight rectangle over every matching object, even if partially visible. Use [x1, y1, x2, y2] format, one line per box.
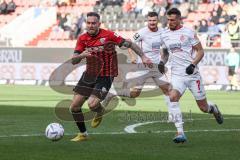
[74, 28, 124, 77]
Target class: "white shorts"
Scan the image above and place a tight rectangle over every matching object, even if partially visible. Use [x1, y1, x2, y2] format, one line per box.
[171, 74, 206, 100]
[125, 70, 169, 89]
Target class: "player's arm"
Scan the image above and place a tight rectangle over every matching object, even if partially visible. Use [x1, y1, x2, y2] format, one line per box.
[186, 33, 203, 75]
[192, 42, 204, 66]
[160, 48, 169, 64]
[127, 32, 142, 63]
[72, 36, 90, 65]
[127, 48, 137, 64]
[71, 50, 91, 65]
[158, 48, 169, 73]
[120, 39, 152, 67]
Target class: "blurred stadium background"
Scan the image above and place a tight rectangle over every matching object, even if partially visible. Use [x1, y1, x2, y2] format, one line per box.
[0, 0, 240, 90]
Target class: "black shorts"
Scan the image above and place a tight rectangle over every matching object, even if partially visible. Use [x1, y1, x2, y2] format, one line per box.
[228, 66, 235, 76]
[73, 72, 114, 100]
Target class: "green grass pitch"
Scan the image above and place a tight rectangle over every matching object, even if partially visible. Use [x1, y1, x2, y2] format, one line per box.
[0, 85, 239, 160]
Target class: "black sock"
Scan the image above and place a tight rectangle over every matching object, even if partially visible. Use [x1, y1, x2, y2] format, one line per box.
[72, 109, 87, 133]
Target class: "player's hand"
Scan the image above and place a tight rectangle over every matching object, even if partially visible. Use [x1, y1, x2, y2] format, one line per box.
[131, 58, 137, 64]
[186, 64, 195, 75]
[81, 50, 92, 58]
[141, 55, 153, 68]
[71, 51, 91, 65]
[158, 61, 165, 74]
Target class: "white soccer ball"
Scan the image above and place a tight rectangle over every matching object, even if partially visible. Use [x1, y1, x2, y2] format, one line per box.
[45, 123, 64, 141]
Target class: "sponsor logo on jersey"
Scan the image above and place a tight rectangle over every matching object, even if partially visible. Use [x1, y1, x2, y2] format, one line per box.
[169, 43, 183, 52]
[152, 42, 161, 51]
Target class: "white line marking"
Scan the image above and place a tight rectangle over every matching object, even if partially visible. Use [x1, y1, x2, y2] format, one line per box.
[124, 121, 165, 133]
[0, 132, 127, 138]
[124, 117, 240, 133]
[0, 117, 239, 138]
[0, 129, 240, 139]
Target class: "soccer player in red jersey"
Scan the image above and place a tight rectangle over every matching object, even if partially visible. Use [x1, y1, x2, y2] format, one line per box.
[70, 12, 152, 142]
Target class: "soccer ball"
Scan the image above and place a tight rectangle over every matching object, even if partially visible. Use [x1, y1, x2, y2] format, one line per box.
[45, 123, 64, 141]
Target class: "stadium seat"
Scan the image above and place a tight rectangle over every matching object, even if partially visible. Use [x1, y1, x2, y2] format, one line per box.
[207, 3, 215, 12]
[187, 12, 197, 22]
[198, 3, 208, 13]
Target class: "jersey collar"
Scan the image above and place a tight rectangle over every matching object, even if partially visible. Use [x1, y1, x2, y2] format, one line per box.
[170, 25, 183, 31]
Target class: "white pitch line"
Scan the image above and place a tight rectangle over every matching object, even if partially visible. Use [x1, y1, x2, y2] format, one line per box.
[124, 117, 240, 133]
[0, 129, 240, 139]
[0, 132, 127, 138]
[0, 117, 239, 138]
[124, 121, 165, 133]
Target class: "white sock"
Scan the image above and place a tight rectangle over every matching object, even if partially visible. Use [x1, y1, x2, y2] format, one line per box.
[163, 95, 170, 108]
[117, 89, 131, 97]
[101, 92, 116, 107]
[102, 89, 131, 107]
[81, 131, 88, 136]
[207, 101, 215, 113]
[175, 122, 184, 134]
[169, 102, 184, 134]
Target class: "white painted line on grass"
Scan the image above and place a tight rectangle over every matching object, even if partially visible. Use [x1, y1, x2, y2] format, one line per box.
[0, 117, 239, 138]
[124, 117, 240, 133]
[0, 128, 240, 139]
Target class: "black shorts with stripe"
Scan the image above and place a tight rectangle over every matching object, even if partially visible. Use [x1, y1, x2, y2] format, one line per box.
[73, 72, 114, 100]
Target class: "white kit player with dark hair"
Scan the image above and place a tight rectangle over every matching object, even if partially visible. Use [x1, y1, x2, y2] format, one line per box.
[158, 8, 224, 143]
[102, 11, 185, 143]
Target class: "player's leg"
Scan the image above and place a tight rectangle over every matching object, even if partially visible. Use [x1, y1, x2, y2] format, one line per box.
[101, 71, 147, 107]
[120, 70, 148, 99]
[88, 95, 105, 128]
[70, 72, 95, 141]
[153, 73, 172, 111]
[70, 94, 89, 141]
[188, 76, 223, 124]
[89, 76, 114, 128]
[168, 75, 187, 143]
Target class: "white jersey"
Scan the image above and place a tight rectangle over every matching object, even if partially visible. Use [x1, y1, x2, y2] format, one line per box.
[133, 27, 163, 64]
[160, 27, 200, 76]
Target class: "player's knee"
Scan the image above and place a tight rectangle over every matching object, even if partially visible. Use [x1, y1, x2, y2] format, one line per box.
[130, 91, 140, 98]
[160, 85, 170, 96]
[70, 104, 79, 112]
[169, 95, 178, 102]
[199, 105, 208, 113]
[87, 100, 97, 109]
[162, 89, 169, 96]
[169, 90, 181, 102]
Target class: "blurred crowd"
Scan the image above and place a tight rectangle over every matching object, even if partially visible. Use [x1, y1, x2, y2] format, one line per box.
[0, 0, 16, 15]
[56, 12, 85, 39]
[44, 0, 240, 47]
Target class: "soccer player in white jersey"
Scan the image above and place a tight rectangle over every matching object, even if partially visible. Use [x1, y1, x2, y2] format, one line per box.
[159, 8, 223, 143]
[102, 12, 184, 143]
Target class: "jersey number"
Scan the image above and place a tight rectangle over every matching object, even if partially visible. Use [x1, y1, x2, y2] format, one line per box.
[196, 80, 201, 91]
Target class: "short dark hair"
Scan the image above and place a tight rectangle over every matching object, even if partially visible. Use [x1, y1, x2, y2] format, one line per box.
[147, 11, 158, 17]
[167, 8, 181, 17]
[87, 12, 100, 21]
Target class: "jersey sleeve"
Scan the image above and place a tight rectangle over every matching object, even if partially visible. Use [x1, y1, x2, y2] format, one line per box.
[189, 31, 200, 46]
[109, 31, 125, 46]
[74, 36, 86, 54]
